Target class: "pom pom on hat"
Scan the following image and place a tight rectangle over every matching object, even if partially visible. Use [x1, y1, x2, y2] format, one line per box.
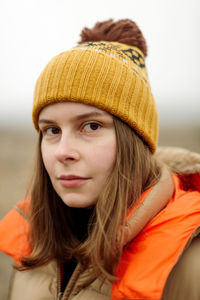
[79, 18, 147, 57]
[32, 19, 158, 153]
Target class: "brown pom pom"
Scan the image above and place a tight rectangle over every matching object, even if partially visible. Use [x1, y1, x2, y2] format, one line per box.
[79, 19, 147, 57]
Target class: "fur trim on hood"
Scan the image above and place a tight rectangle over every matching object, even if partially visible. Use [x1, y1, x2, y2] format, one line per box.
[155, 147, 200, 192]
[155, 147, 200, 174]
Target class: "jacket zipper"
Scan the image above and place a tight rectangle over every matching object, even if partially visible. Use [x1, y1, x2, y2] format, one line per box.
[61, 264, 81, 300]
[57, 263, 63, 300]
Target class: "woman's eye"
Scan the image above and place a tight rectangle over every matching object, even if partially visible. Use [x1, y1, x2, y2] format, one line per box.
[83, 122, 102, 132]
[45, 127, 60, 136]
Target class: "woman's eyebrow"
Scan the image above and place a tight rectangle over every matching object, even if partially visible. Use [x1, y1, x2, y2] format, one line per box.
[72, 111, 107, 121]
[38, 111, 107, 125]
[38, 119, 56, 125]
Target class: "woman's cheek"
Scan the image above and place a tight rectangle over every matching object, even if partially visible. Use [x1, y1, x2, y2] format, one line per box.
[95, 139, 116, 173]
[41, 142, 53, 174]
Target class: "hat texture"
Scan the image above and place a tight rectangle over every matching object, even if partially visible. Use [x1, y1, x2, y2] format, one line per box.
[33, 41, 158, 153]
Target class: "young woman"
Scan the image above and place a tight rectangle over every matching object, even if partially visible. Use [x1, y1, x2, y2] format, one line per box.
[1, 19, 200, 300]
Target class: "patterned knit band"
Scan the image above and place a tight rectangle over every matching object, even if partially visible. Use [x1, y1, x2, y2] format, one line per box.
[32, 41, 158, 152]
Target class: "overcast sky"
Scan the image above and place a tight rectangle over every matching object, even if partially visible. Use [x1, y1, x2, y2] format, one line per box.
[0, 0, 199, 127]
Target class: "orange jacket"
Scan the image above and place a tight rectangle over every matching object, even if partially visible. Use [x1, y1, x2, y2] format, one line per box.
[0, 175, 200, 300]
[0, 200, 31, 263]
[111, 174, 200, 299]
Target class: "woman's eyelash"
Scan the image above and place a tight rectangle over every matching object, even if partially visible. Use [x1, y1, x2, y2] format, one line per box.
[41, 126, 60, 135]
[40, 121, 103, 136]
[82, 122, 102, 132]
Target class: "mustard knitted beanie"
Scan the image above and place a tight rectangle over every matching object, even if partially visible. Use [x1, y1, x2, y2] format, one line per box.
[32, 19, 158, 153]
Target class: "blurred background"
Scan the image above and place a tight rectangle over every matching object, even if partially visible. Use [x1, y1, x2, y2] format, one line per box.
[0, 0, 200, 298]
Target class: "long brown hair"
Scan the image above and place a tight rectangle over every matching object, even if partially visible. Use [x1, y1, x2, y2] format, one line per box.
[20, 116, 160, 283]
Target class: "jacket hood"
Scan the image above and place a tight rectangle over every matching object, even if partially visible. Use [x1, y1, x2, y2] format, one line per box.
[155, 147, 200, 192]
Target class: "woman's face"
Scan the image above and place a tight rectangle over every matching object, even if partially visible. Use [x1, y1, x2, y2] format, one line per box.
[39, 102, 117, 208]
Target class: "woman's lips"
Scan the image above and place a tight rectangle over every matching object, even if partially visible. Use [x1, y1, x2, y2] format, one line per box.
[58, 175, 90, 187]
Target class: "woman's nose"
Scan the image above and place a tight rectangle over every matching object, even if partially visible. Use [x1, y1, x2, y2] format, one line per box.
[55, 134, 80, 163]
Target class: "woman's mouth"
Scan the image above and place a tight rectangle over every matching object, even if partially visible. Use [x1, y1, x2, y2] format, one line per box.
[58, 175, 90, 187]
